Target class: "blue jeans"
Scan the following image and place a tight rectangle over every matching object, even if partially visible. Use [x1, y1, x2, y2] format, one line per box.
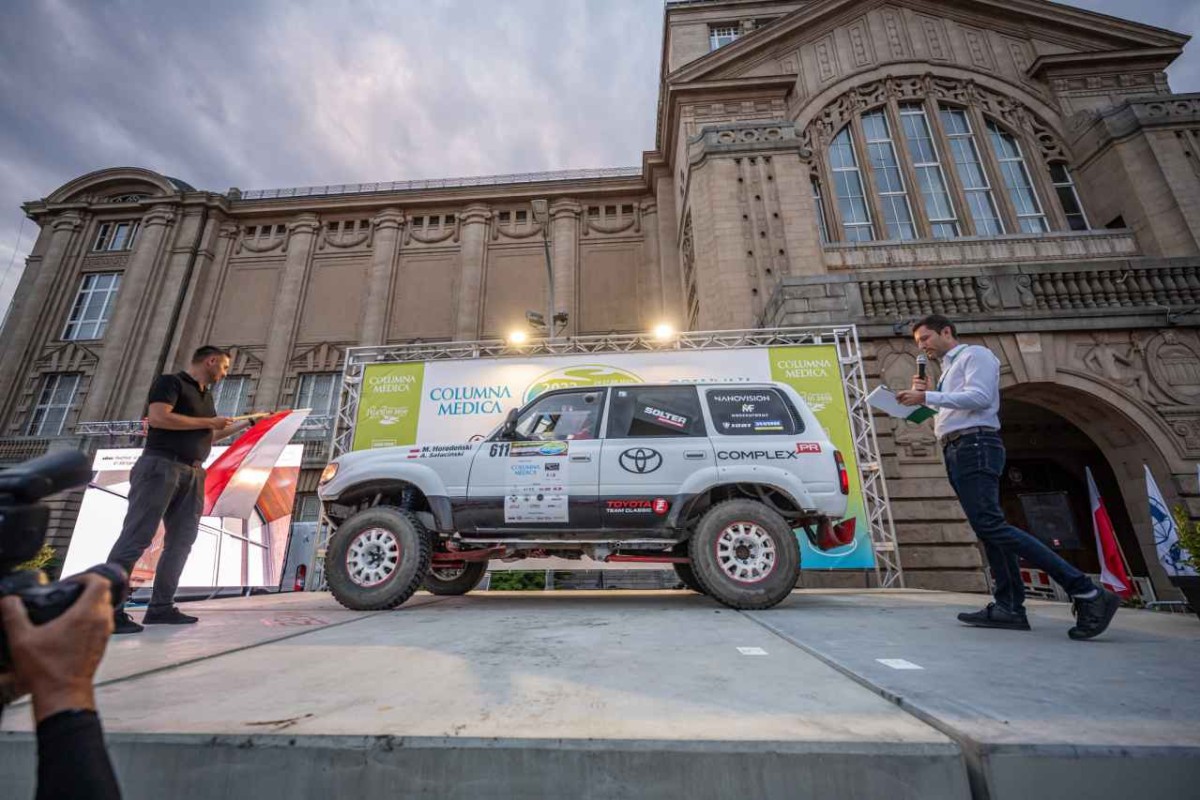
[943, 431, 1094, 612]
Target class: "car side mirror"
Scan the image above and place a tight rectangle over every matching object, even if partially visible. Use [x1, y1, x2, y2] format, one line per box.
[500, 408, 520, 440]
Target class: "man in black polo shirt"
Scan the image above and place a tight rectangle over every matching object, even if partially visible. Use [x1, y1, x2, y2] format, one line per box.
[108, 345, 262, 635]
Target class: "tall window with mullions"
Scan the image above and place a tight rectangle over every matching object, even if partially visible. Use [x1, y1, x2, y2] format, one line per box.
[213, 375, 251, 417]
[861, 109, 917, 240]
[294, 373, 341, 418]
[898, 104, 959, 239]
[829, 128, 874, 242]
[62, 272, 121, 341]
[27, 373, 81, 436]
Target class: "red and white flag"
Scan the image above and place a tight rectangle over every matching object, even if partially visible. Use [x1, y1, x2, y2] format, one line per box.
[204, 410, 309, 519]
[1086, 467, 1134, 599]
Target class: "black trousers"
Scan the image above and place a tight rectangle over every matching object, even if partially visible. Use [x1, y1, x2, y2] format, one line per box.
[107, 454, 205, 611]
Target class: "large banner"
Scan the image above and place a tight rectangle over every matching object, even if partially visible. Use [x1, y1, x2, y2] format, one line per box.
[61, 444, 303, 590]
[352, 346, 873, 570]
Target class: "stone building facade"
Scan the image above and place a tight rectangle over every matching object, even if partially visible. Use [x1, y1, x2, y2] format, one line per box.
[2, 0, 1198, 598]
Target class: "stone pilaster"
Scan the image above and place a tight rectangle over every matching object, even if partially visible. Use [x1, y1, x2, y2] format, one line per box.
[80, 205, 176, 422]
[178, 220, 241, 359]
[654, 177, 684, 328]
[550, 199, 581, 336]
[685, 121, 819, 328]
[254, 214, 320, 410]
[0, 212, 84, 424]
[114, 207, 218, 419]
[639, 200, 663, 325]
[360, 208, 404, 346]
[455, 204, 491, 340]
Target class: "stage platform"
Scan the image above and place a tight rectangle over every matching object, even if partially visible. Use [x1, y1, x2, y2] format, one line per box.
[2, 589, 1197, 799]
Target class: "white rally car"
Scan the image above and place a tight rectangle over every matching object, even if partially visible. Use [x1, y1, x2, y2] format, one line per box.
[318, 382, 854, 610]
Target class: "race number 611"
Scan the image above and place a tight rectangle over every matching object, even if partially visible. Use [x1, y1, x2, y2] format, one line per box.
[489, 443, 512, 457]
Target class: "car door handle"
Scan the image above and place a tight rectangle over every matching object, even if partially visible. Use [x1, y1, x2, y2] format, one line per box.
[684, 451, 707, 460]
[570, 454, 592, 463]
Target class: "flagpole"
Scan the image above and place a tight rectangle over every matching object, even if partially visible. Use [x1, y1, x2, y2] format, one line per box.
[1088, 466, 1141, 601]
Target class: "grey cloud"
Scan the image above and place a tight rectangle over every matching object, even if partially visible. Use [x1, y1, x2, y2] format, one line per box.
[0, 0, 1195, 317]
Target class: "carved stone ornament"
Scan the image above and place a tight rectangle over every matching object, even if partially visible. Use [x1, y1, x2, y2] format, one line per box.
[802, 74, 1068, 163]
[224, 346, 264, 375]
[1146, 331, 1200, 406]
[36, 341, 99, 372]
[1076, 334, 1155, 405]
[1168, 416, 1200, 453]
[290, 342, 344, 372]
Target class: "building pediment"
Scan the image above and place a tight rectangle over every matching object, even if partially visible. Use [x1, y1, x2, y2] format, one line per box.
[669, 0, 1188, 85]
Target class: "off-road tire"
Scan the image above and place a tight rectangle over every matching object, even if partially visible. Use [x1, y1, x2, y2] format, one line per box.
[672, 562, 705, 594]
[422, 561, 488, 595]
[688, 499, 800, 610]
[326, 506, 432, 610]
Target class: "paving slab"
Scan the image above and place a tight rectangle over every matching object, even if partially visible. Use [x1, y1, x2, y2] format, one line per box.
[1, 590, 967, 800]
[745, 590, 1200, 800]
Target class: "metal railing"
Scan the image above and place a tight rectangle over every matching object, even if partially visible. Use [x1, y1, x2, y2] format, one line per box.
[239, 167, 644, 200]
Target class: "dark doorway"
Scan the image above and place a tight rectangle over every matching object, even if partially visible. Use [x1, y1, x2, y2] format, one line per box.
[999, 399, 1147, 578]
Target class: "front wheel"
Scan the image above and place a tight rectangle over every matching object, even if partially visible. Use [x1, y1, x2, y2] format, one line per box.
[326, 506, 431, 610]
[688, 499, 800, 610]
[422, 561, 488, 595]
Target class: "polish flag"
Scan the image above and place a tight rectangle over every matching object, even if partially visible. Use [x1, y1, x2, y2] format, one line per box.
[1086, 467, 1133, 599]
[204, 410, 310, 519]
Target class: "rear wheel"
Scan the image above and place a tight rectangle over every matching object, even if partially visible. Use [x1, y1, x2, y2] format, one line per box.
[672, 562, 705, 593]
[326, 506, 431, 610]
[688, 499, 799, 610]
[422, 561, 488, 595]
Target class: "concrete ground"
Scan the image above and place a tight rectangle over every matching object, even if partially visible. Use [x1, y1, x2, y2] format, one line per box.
[1, 589, 1197, 799]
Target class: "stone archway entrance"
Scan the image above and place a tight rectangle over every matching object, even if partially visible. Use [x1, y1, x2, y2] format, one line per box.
[999, 382, 1179, 600]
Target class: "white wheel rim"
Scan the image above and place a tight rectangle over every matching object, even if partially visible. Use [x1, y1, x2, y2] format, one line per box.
[715, 522, 777, 584]
[346, 527, 400, 587]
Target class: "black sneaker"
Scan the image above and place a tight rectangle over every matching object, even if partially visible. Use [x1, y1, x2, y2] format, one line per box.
[957, 603, 1031, 631]
[1069, 589, 1120, 640]
[142, 607, 198, 625]
[113, 610, 143, 635]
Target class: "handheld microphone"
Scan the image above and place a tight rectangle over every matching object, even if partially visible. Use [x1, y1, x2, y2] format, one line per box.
[916, 354, 928, 382]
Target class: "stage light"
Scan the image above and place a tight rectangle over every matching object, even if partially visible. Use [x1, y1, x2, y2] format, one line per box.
[507, 330, 529, 346]
[652, 323, 676, 341]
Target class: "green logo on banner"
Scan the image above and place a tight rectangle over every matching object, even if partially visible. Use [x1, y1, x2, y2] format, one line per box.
[353, 363, 425, 450]
[524, 364, 642, 403]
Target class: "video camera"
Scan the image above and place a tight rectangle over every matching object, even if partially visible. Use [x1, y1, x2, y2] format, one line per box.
[0, 449, 126, 672]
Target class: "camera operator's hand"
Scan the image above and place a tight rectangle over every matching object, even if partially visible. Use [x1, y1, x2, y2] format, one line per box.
[0, 573, 114, 723]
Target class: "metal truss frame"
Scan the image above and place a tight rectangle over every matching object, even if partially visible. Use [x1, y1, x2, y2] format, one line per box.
[318, 326, 902, 589]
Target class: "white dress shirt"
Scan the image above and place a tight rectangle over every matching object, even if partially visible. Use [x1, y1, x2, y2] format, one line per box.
[924, 343, 1002, 439]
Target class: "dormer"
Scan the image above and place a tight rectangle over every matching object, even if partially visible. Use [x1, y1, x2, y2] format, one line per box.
[665, 0, 803, 74]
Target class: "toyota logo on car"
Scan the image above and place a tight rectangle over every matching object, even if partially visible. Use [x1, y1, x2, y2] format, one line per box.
[619, 447, 663, 474]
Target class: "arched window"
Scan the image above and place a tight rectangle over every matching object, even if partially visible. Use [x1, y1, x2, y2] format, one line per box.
[806, 77, 1090, 244]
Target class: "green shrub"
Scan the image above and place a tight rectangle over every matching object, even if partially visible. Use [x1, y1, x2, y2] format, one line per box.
[487, 571, 546, 591]
[1173, 505, 1200, 572]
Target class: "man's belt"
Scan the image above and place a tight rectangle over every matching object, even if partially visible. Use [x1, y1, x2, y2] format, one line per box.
[939, 426, 1000, 448]
[143, 450, 204, 468]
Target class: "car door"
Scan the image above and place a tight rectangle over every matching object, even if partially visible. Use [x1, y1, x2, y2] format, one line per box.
[598, 385, 714, 531]
[463, 388, 605, 532]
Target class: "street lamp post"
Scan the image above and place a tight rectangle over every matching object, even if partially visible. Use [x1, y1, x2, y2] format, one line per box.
[531, 198, 555, 340]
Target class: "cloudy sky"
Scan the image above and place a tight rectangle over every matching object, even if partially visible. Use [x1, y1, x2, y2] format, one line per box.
[1, 0, 1197, 319]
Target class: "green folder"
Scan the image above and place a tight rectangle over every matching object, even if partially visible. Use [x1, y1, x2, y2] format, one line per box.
[905, 405, 937, 424]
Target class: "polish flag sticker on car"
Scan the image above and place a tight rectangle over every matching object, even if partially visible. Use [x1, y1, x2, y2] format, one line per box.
[795, 443, 822, 454]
